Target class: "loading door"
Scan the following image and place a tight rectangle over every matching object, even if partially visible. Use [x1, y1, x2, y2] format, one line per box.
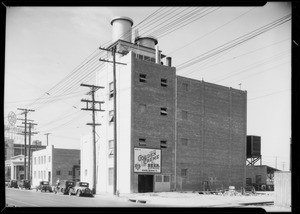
[138, 175, 154, 193]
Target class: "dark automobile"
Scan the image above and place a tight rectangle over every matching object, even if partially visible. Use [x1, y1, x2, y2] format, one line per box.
[19, 179, 31, 190]
[68, 182, 93, 197]
[8, 180, 18, 188]
[54, 180, 75, 195]
[36, 181, 53, 192]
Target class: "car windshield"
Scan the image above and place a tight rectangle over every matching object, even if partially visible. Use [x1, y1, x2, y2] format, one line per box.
[42, 181, 49, 185]
[79, 182, 89, 187]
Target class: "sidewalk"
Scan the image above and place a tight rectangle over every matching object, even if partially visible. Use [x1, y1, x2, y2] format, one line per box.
[93, 191, 291, 211]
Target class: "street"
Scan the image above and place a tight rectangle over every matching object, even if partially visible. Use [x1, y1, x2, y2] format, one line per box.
[5, 187, 155, 207]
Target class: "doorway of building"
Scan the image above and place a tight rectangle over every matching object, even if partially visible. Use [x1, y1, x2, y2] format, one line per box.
[138, 175, 154, 193]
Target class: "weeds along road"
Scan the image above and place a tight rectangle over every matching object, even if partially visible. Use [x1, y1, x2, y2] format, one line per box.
[5, 187, 155, 207]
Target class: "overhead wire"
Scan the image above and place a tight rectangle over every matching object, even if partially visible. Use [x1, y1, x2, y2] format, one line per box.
[176, 14, 291, 72]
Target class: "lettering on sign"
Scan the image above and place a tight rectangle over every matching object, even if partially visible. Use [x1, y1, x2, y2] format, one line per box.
[134, 148, 161, 173]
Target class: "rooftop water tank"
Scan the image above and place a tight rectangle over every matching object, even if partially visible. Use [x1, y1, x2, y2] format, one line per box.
[111, 16, 134, 43]
[135, 36, 158, 49]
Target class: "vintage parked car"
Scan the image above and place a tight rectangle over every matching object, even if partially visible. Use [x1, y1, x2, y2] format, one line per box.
[5, 178, 10, 186]
[19, 179, 31, 190]
[54, 180, 75, 195]
[68, 182, 93, 197]
[8, 180, 18, 188]
[36, 181, 53, 192]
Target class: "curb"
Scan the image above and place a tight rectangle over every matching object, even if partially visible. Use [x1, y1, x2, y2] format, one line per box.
[128, 199, 147, 204]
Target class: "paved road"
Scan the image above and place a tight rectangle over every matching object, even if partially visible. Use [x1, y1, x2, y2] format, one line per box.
[5, 187, 155, 207]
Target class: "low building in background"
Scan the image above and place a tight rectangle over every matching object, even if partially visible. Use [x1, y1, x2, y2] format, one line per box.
[5, 155, 28, 181]
[5, 137, 46, 161]
[31, 145, 80, 187]
[246, 165, 280, 191]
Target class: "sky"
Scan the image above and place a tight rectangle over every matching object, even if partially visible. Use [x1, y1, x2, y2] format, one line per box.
[4, 3, 291, 171]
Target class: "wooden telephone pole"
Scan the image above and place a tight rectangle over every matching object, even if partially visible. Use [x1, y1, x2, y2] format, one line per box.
[99, 45, 126, 195]
[17, 108, 34, 180]
[80, 84, 104, 194]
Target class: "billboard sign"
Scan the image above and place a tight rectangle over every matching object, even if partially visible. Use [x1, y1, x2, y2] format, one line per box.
[134, 148, 161, 173]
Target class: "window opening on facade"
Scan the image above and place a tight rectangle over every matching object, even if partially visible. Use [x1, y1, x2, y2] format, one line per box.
[109, 110, 114, 125]
[156, 175, 162, 182]
[85, 169, 88, 176]
[160, 140, 167, 148]
[139, 74, 147, 83]
[182, 83, 189, 91]
[164, 175, 170, 182]
[109, 140, 114, 158]
[109, 82, 114, 99]
[182, 110, 188, 120]
[34, 171, 36, 179]
[108, 168, 114, 186]
[161, 107, 167, 116]
[56, 170, 61, 176]
[139, 138, 146, 146]
[181, 169, 187, 177]
[139, 104, 146, 113]
[161, 78, 167, 87]
[181, 138, 188, 146]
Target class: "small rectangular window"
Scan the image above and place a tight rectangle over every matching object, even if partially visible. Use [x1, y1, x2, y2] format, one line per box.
[38, 171, 40, 179]
[69, 171, 73, 176]
[34, 171, 36, 179]
[56, 170, 61, 176]
[108, 168, 114, 186]
[109, 149, 114, 158]
[139, 74, 147, 83]
[139, 138, 146, 146]
[44, 156, 46, 164]
[85, 169, 88, 176]
[182, 110, 188, 120]
[181, 169, 187, 177]
[161, 107, 167, 116]
[109, 82, 114, 99]
[160, 140, 167, 148]
[182, 83, 189, 91]
[109, 140, 114, 149]
[181, 138, 188, 146]
[109, 110, 114, 125]
[156, 175, 162, 182]
[139, 104, 146, 113]
[161, 78, 167, 87]
[163, 175, 170, 182]
[144, 56, 150, 61]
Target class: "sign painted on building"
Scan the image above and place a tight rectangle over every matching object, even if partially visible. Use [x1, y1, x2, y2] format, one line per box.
[134, 148, 161, 173]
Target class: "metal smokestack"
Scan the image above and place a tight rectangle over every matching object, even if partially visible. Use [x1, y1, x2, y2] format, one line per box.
[155, 45, 161, 64]
[166, 57, 172, 67]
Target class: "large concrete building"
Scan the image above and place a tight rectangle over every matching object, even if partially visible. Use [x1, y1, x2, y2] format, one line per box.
[81, 16, 247, 194]
[31, 145, 80, 186]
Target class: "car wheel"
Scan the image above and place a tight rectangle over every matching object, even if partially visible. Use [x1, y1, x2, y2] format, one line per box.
[76, 190, 81, 197]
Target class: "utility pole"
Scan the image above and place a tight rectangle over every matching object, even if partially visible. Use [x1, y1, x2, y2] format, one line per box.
[81, 83, 104, 194]
[44, 133, 51, 146]
[17, 108, 34, 180]
[99, 45, 126, 195]
[27, 122, 38, 181]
